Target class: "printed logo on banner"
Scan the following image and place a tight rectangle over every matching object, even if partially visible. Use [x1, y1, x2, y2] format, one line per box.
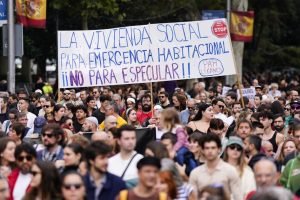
[211, 21, 228, 38]
[198, 58, 224, 77]
[57, 19, 236, 88]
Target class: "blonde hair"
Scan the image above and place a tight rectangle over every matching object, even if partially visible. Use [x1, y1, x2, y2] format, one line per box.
[223, 145, 247, 177]
[160, 108, 180, 132]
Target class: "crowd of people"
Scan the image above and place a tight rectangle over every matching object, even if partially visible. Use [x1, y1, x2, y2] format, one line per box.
[0, 77, 300, 200]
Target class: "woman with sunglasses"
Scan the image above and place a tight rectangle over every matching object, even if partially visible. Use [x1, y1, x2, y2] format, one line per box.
[23, 161, 61, 200]
[61, 171, 86, 200]
[60, 117, 75, 145]
[0, 138, 16, 178]
[223, 136, 256, 199]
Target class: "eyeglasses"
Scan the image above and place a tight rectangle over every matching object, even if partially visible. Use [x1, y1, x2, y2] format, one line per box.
[30, 170, 41, 176]
[63, 183, 83, 190]
[17, 155, 33, 162]
[43, 105, 50, 108]
[158, 96, 165, 98]
[42, 133, 55, 138]
[228, 144, 243, 151]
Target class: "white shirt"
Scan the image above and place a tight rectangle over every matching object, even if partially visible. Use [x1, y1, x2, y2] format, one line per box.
[26, 112, 37, 129]
[13, 173, 32, 200]
[108, 151, 143, 181]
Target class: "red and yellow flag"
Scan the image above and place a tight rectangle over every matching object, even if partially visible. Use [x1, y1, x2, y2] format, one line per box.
[230, 11, 254, 42]
[16, 0, 47, 29]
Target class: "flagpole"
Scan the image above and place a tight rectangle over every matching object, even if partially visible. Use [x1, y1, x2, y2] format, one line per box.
[8, 0, 15, 93]
[150, 82, 154, 116]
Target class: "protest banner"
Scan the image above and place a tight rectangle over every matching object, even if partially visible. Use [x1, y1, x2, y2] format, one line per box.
[237, 87, 256, 100]
[222, 86, 232, 97]
[58, 19, 237, 88]
[0, 0, 7, 27]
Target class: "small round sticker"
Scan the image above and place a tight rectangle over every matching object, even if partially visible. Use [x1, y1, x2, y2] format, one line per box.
[211, 21, 228, 38]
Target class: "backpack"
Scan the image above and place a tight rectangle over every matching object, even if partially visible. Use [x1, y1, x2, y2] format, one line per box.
[119, 190, 167, 200]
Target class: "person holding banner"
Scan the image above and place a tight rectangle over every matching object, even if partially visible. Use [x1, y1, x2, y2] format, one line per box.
[137, 94, 152, 127]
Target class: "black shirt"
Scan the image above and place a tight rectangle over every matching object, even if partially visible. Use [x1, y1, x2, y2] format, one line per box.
[73, 120, 84, 133]
[92, 109, 106, 125]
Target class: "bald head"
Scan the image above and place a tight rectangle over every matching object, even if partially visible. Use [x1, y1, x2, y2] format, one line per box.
[104, 115, 117, 131]
[91, 131, 109, 142]
[254, 159, 277, 189]
[262, 141, 274, 157]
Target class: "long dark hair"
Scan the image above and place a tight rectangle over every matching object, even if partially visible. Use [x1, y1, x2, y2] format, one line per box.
[0, 138, 15, 167]
[65, 143, 84, 164]
[23, 161, 61, 200]
[193, 103, 211, 121]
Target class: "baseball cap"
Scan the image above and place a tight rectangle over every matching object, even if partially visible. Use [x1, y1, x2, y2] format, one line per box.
[33, 117, 47, 134]
[226, 136, 243, 147]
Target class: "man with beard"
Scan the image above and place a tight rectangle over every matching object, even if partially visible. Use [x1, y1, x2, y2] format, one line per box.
[82, 116, 98, 133]
[59, 89, 74, 106]
[259, 111, 284, 153]
[37, 123, 64, 162]
[137, 94, 152, 126]
[244, 135, 266, 169]
[157, 91, 172, 109]
[84, 141, 126, 200]
[113, 94, 125, 116]
[99, 102, 127, 130]
[8, 143, 37, 200]
[273, 114, 285, 135]
[108, 125, 143, 182]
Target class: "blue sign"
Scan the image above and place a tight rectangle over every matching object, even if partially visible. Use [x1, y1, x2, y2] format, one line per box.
[0, 0, 7, 26]
[202, 10, 225, 20]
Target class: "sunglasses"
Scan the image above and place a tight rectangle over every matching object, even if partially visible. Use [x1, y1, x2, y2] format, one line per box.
[17, 155, 33, 162]
[64, 93, 70, 95]
[228, 144, 243, 151]
[30, 170, 41, 176]
[63, 183, 83, 190]
[42, 133, 55, 138]
[217, 105, 224, 109]
[93, 91, 98, 94]
[67, 123, 73, 126]
[284, 108, 291, 111]
[158, 96, 165, 98]
[43, 105, 50, 108]
[188, 106, 195, 110]
[291, 105, 300, 110]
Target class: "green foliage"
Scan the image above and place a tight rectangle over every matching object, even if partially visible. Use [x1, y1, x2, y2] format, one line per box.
[21, 0, 300, 74]
[244, 0, 300, 71]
